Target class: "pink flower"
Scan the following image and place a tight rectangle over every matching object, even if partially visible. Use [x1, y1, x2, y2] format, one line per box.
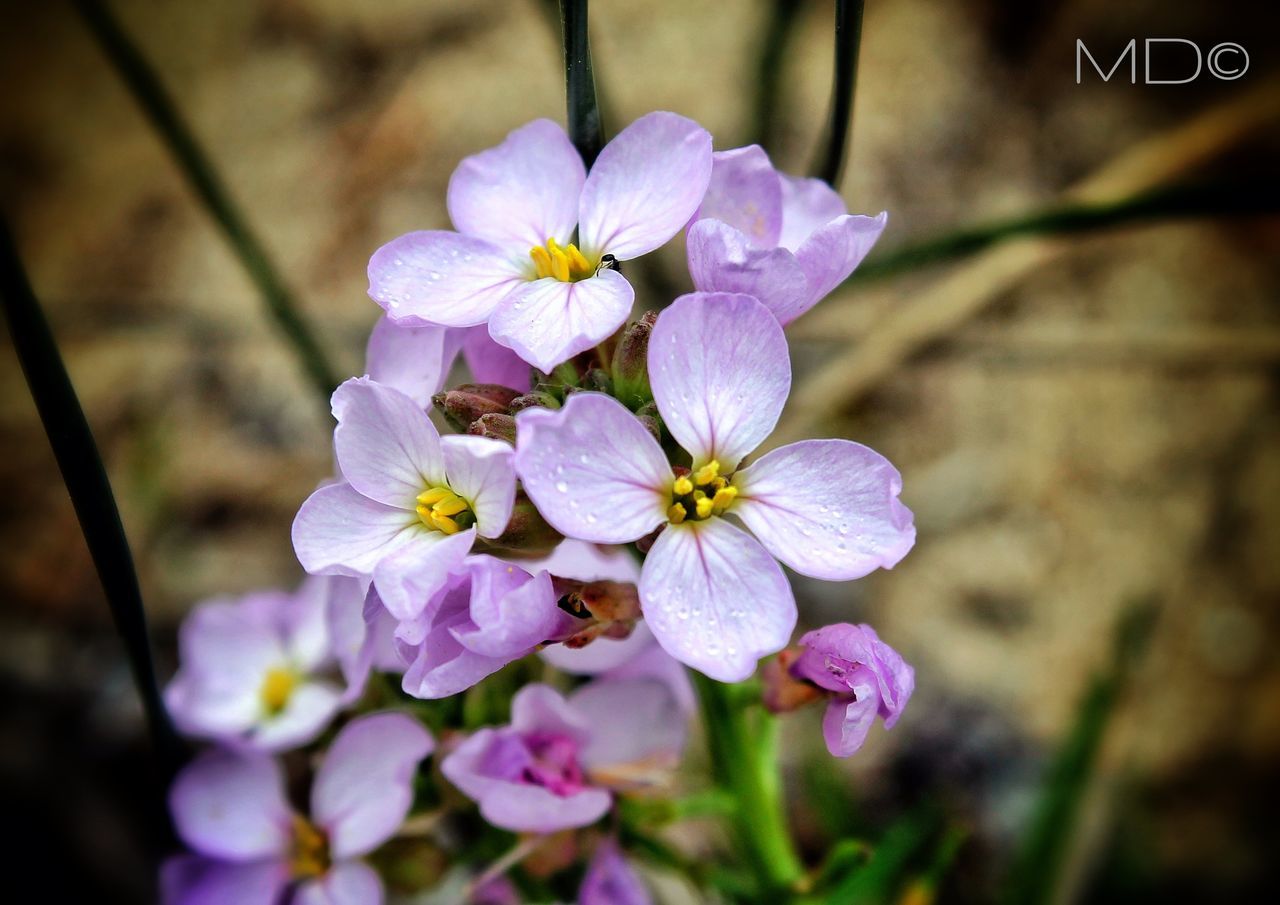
[515, 292, 915, 681]
[164, 578, 346, 752]
[368, 113, 713, 372]
[441, 681, 685, 834]
[687, 145, 887, 324]
[580, 841, 652, 905]
[292, 378, 516, 621]
[163, 713, 433, 905]
[790, 623, 915, 757]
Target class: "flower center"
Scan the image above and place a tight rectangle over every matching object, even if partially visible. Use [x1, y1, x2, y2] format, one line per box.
[667, 460, 738, 524]
[521, 732, 587, 797]
[416, 485, 475, 534]
[529, 237, 595, 282]
[259, 667, 298, 715]
[289, 814, 331, 879]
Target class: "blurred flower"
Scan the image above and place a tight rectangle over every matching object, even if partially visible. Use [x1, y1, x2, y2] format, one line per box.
[368, 113, 713, 372]
[789, 623, 915, 757]
[292, 377, 516, 622]
[687, 144, 886, 324]
[163, 713, 433, 905]
[515, 292, 915, 681]
[579, 840, 651, 905]
[441, 681, 685, 833]
[165, 577, 345, 752]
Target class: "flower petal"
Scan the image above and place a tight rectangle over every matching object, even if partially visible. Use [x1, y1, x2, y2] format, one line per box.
[368, 230, 524, 327]
[333, 378, 444, 507]
[294, 861, 385, 905]
[792, 212, 887, 317]
[570, 678, 685, 771]
[364, 316, 457, 409]
[311, 713, 434, 859]
[639, 519, 795, 682]
[580, 842, 652, 905]
[648, 292, 790, 467]
[160, 857, 289, 905]
[515, 393, 669, 543]
[488, 269, 634, 373]
[776, 173, 847, 251]
[459, 324, 532, 391]
[251, 681, 342, 752]
[447, 119, 584, 254]
[733, 439, 915, 580]
[578, 111, 713, 259]
[695, 145, 782, 247]
[292, 483, 421, 578]
[450, 560, 566, 658]
[822, 673, 881, 757]
[441, 435, 516, 538]
[169, 751, 291, 860]
[686, 219, 809, 323]
[371, 528, 476, 622]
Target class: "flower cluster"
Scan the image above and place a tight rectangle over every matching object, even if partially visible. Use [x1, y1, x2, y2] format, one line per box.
[162, 112, 917, 904]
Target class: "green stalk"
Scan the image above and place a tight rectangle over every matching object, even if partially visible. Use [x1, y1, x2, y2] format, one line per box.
[559, 0, 604, 167]
[810, 0, 865, 186]
[695, 673, 805, 900]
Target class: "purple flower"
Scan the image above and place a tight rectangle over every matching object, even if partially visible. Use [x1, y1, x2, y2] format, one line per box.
[391, 554, 574, 699]
[790, 623, 915, 757]
[368, 113, 713, 372]
[580, 841, 651, 905]
[515, 292, 915, 681]
[165, 578, 344, 752]
[163, 713, 433, 905]
[441, 681, 685, 833]
[326, 576, 403, 695]
[687, 145, 887, 324]
[292, 377, 517, 621]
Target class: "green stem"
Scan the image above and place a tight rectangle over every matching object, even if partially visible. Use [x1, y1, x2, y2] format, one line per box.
[694, 673, 805, 900]
[559, 0, 604, 167]
[71, 0, 340, 402]
[810, 0, 864, 186]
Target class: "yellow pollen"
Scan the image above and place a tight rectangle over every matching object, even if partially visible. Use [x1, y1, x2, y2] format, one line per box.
[416, 485, 473, 534]
[694, 496, 714, 519]
[290, 815, 330, 879]
[529, 237, 595, 282]
[672, 475, 694, 497]
[668, 502, 687, 524]
[711, 485, 738, 514]
[260, 668, 297, 714]
[693, 461, 721, 486]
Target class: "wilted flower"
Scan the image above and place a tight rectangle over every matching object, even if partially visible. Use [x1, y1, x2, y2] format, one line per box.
[515, 292, 915, 681]
[367, 113, 713, 372]
[441, 681, 685, 833]
[165, 578, 345, 752]
[687, 144, 886, 324]
[789, 623, 914, 757]
[292, 377, 516, 621]
[163, 713, 432, 905]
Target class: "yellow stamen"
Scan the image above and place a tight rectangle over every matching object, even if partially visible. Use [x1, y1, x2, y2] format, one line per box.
[693, 461, 721, 486]
[417, 486, 452, 506]
[260, 668, 297, 714]
[417, 484, 472, 533]
[290, 815, 329, 879]
[431, 494, 468, 517]
[429, 511, 461, 534]
[695, 496, 714, 519]
[711, 476, 728, 491]
[710, 485, 738, 514]
[529, 237, 595, 282]
[667, 502, 687, 524]
[672, 475, 694, 496]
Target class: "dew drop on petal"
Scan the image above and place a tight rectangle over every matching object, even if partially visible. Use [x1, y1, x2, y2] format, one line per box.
[555, 481, 568, 493]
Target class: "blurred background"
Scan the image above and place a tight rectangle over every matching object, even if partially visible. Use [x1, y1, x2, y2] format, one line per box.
[2, 0, 1278, 902]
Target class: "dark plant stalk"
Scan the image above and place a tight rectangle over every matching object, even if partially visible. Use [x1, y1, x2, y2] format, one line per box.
[752, 0, 805, 151]
[71, 0, 339, 401]
[811, 0, 864, 187]
[560, 0, 604, 167]
[0, 216, 186, 781]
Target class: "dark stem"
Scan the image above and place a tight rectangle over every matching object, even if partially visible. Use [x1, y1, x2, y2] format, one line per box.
[0, 216, 187, 782]
[559, 0, 604, 167]
[71, 0, 340, 402]
[752, 0, 805, 151]
[811, 0, 864, 187]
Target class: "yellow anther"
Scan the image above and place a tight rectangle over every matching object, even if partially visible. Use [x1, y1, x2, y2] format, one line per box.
[418, 484, 471, 533]
[672, 475, 694, 496]
[710, 485, 738, 514]
[431, 494, 468, 517]
[530, 245, 554, 279]
[693, 461, 721, 486]
[565, 243, 591, 273]
[429, 511, 461, 534]
[260, 667, 297, 714]
[667, 502, 687, 525]
[695, 496, 714, 519]
[711, 476, 728, 491]
[692, 489, 707, 501]
[529, 238, 595, 282]
[290, 815, 330, 879]
[417, 486, 452, 506]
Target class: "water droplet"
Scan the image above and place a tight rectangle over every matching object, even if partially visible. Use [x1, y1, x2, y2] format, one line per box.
[555, 481, 568, 493]
[586, 513, 598, 524]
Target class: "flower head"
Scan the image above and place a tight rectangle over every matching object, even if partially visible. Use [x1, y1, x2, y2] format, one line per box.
[368, 113, 713, 372]
[790, 623, 915, 757]
[687, 145, 887, 324]
[164, 713, 433, 905]
[515, 292, 915, 681]
[292, 377, 517, 620]
[441, 681, 685, 833]
[165, 578, 346, 752]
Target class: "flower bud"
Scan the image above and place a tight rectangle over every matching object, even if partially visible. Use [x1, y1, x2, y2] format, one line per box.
[635, 401, 663, 443]
[468, 412, 517, 445]
[432, 383, 522, 431]
[482, 494, 562, 555]
[611, 311, 657, 409]
[509, 387, 561, 413]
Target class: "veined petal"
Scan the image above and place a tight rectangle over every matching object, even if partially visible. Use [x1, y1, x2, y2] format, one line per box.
[695, 145, 782, 247]
[368, 230, 524, 327]
[578, 111, 713, 259]
[733, 439, 915, 580]
[648, 292, 790, 468]
[372, 528, 476, 622]
[793, 212, 887, 317]
[311, 713, 434, 859]
[777, 173, 847, 251]
[459, 324, 533, 392]
[292, 483, 421, 578]
[364, 316, 456, 409]
[514, 393, 669, 543]
[451, 561, 564, 658]
[686, 219, 809, 324]
[822, 673, 881, 757]
[441, 435, 516, 538]
[447, 119, 584, 253]
[294, 862, 384, 905]
[639, 519, 795, 682]
[333, 377, 445, 506]
[488, 269, 634, 373]
[169, 752, 291, 860]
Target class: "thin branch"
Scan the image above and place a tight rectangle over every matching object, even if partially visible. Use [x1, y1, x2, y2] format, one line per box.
[810, 0, 864, 186]
[71, 0, 340, 401]
[560, 0, 603, 167]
